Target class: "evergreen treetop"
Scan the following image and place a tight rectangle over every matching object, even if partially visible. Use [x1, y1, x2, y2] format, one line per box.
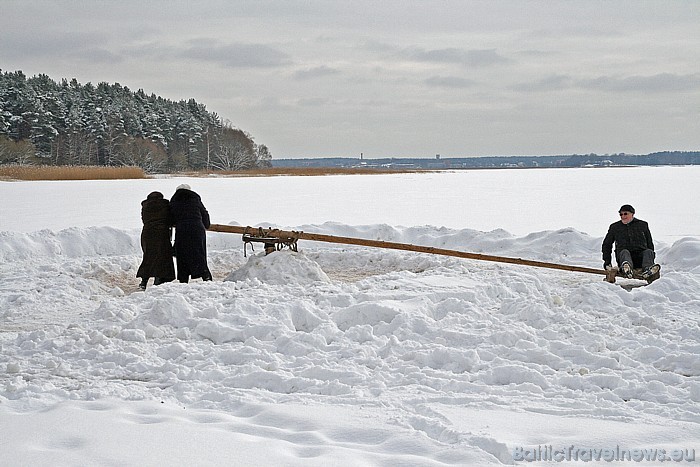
[0, 70, 272, 172]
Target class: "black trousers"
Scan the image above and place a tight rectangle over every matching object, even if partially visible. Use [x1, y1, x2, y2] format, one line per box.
[616, 249, 655, 269]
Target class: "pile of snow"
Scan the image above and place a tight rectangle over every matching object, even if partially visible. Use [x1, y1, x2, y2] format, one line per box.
[1, 171, 699, 465]
[226, 250, 331, 285]
[2, 222, 700, 465]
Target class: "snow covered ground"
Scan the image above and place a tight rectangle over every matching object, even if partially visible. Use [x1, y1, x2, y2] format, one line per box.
[1, 166, 699, 466]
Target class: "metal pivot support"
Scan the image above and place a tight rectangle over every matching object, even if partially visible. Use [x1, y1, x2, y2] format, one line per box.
[241, 227, 300, 257]
[605, 266, 618, 283]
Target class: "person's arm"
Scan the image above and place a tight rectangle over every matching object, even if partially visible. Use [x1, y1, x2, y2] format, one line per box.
[602, 225, 614, 266]
[165, 204, 174, 228]
[200, 203, 211, 229]
[168, 203, 177, 227]
[645, 223, 654, 251]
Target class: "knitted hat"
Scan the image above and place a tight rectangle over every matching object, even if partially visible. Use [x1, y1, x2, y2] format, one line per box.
[176, 184, 191, 191]
[618, 204, 635, 214]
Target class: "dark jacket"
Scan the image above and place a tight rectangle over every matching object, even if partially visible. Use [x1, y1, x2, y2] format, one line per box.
[602, 217, 654, 265]
[170, 188, 211, 281]
[137, 192, 175, 280]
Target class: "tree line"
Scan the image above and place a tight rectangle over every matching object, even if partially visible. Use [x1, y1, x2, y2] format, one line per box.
[0, 70, 272, 172]
[276, 151, 700, 169]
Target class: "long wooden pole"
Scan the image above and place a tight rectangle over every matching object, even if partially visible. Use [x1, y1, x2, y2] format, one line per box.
[208, 224, 606, 276]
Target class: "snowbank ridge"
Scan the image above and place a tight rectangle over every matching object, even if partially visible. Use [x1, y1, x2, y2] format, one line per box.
[1, 223, 699, 464]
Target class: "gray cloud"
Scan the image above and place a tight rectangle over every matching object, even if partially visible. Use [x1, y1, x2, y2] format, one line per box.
[363, 41, 510, 67]
[297, 97, 330, 107]
[178, 40, 291, 68]
[578, 73, 700, 93]
[513, 73, 700, 94]
[425, 76, 475, 88]
[294, 66, 340, 80]
[362, 40, 397, 54]
[512, 75, 573, 92]
[2, 0, 700, 157]
[0, 31, 118, 62]
[403, 47, 510, 67]
[69, 48, 124, 64]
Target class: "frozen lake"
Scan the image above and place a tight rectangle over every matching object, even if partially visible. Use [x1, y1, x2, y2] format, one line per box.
[1, 165, 697, 243]
[2, 164, 699, 465]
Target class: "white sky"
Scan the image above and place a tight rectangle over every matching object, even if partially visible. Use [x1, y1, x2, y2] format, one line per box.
[2, 0, 699, 158]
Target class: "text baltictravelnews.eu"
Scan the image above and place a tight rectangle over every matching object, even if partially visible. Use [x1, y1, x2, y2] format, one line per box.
[512, 445, 695, 462]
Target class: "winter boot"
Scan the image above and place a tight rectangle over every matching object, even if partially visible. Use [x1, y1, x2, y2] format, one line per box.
[139, 278, 148, 290]
[642, 264, 660, 280]
[621, 262, 633, 279]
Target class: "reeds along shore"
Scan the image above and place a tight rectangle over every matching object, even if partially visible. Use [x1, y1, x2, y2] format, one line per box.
[0, 165, 146, 181]
[0, 165, 426, 181]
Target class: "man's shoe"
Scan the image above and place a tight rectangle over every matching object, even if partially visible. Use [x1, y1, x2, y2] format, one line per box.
[642, 264, 660, 280]
[621, 262, 633, 279]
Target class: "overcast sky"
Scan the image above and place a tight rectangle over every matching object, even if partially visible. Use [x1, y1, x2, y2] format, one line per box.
[2, 1, 699, 159]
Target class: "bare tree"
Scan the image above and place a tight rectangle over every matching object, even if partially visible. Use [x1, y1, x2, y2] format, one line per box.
[256, 144, 272, 168]
[211, 124, 257, 171]
[0, 135, 35, 165]
[116, 137, 168, 173]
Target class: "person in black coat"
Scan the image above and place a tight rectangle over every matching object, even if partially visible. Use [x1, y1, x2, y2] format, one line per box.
[170, 184, 212, 283]
[602, 204, 659, 279]
[137, 191, 176, 289]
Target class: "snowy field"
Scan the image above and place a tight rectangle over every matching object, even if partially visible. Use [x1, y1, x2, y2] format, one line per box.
[1, 166, 699, 466]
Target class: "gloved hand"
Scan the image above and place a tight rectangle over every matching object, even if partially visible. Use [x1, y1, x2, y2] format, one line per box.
[603, 262, 612, 270]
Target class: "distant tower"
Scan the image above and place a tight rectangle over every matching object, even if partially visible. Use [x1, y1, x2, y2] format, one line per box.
[360, 153, 363, 160]
[436, 154, 440, 160]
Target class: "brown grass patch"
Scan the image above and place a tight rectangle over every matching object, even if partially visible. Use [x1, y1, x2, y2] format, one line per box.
[0, 165, 147, 181]
[0, 165, 429, 181]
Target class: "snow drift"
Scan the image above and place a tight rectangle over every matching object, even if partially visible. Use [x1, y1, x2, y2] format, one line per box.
[1, 169, 699, 465]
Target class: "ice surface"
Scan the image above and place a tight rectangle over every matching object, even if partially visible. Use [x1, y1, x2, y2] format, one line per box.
[1, 168, 699, 465]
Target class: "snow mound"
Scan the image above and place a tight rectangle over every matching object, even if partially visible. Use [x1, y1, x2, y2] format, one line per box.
[663, 237, 700, 272]
[225, 250, 330, 285]
[0, 227, 139, 262]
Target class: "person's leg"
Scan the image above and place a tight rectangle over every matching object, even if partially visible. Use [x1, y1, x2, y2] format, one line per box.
[176, 256, 190, 283]
[617, 249, 632, 267]
[139, 277, 148, 290]
[616, 249, 634, 278]
[641, 249, 656, 269]
[641, 249, 660, 279]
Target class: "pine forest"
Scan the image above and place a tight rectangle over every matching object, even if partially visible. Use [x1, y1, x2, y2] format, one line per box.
[0, 70, 272, 173]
